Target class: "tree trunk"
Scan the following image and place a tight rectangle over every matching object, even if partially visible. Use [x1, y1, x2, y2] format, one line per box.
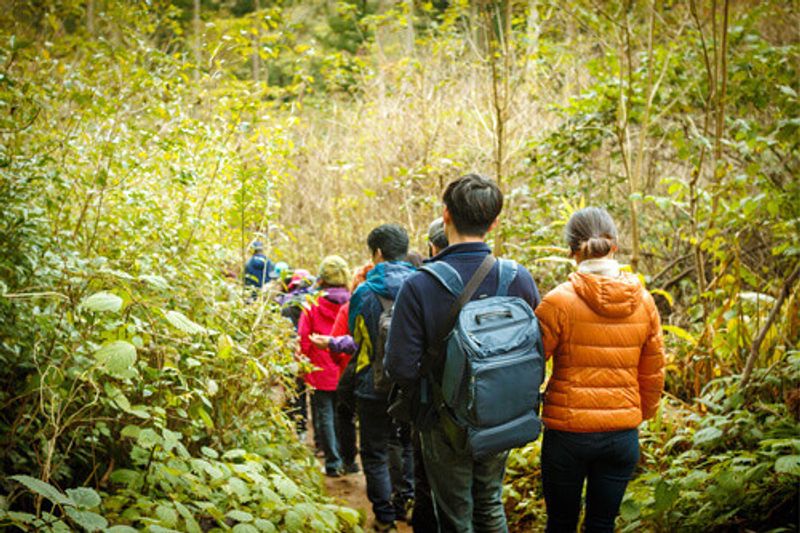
[193, 0, 202, 82]
[741, 264, 800, 387]
[405, 0, 415, 56]
[483, 0, 511, 255]
[252, 0, 261, 82]
[525, 0, 540, 81]
[629, 1, 657, 272]
[87, 0, 95, 36]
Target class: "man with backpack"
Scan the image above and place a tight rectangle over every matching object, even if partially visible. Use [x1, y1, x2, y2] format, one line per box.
[244, 240, 273, 289]
[349, 224, 416, 532]
[385, 174, 543, 532]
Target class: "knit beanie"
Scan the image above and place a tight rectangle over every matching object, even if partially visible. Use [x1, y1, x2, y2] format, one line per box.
[318, 255, 350, 287]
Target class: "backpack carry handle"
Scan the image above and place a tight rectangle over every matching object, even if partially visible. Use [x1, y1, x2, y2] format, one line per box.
[475, 310, 513, 325]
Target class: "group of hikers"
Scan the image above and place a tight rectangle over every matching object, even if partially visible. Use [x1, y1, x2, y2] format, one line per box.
[245, 174, 666, 533]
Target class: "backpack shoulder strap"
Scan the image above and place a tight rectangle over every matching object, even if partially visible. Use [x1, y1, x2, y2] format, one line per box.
[421, 254, 497, 377]
[496, 259, 519, 297]
[419, 261, 464, 297]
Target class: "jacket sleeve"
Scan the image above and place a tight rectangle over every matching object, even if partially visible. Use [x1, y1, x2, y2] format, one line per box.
[515, 266, 542, 310]
[297, 308, 313, 357]
[385, 280, 425, 385]
[329, 335, 357, 355]
[331, 305, 350, 337]
[534, 293, 564, 361]
[638, 294, 665, 420]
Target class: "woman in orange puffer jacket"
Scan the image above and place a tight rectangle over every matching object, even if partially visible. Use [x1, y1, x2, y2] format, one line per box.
[535, 207, 665, 533]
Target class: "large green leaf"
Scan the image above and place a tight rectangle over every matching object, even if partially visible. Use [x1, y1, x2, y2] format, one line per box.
[693, 426, 723, 446]
[272, 475, 299, 500]
[254, 519, 278, 532]
[173, 501, 202, 533]
[136, 428, 161, 449]
[65, 507, 108, 532]
[164, 310, 206, 335]
[10, 475, 71, 506]
[227, 509, 254, 522]
[283, 509, 304, 532]
[155, 504, 179, 527]
[108, 469, 140, 487]
[619, 498, 640, 520]
[333, 505, 360, 528]
[94, 340, 137, 376]
[66, 487, 101, 509]
[775, 455, 800, 476]
[232, 524, 260, 533]
[81, 291, 123, 313]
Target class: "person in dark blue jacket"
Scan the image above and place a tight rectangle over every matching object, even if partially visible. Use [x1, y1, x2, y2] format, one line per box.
[244, 241, 273, 289]
[385, 174, 541, 532]
[349, 224, 416, 532]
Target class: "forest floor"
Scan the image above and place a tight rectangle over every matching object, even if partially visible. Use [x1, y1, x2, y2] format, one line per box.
[305, 430, 413, 532]
[323, 464, 412, 533]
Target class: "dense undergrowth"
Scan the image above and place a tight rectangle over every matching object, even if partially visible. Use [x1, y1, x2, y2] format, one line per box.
[1, 0, 799, 531]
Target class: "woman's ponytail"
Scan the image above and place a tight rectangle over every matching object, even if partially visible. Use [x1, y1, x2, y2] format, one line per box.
[566, 207, 618, 259]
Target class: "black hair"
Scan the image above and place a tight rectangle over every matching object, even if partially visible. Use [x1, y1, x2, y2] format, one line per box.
[564, 207, 618, 259]
[367, 224, 409, 261]
[427, 217, 449, 251]
[442, 174, 503, 236]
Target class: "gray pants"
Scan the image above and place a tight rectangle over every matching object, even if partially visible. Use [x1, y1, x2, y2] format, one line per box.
[420, 423, 509, 533]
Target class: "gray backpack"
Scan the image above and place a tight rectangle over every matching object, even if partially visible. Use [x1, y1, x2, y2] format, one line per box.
[420, 255, 544, 458]
[371, 295, 394, 394]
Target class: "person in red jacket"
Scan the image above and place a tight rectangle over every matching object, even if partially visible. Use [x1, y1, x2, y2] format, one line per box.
[298, 255, 351, 476]
[311, 262, 374, 475]
[535, 207, 665, 532]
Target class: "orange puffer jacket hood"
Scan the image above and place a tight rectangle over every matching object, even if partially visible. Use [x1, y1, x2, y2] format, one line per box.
[535, 271, 665, 432]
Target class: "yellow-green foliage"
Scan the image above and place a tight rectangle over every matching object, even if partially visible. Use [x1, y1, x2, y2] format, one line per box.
[1, 0, 798, 531]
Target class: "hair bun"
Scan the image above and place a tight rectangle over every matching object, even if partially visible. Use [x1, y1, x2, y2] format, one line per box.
[581, 237, 613, 259]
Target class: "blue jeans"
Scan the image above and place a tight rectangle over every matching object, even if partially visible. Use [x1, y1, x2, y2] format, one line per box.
[541, 428, 639, 533]
[311, 390, 342, 472]
[420, 423, 509, 533]
[358, 398, 396, 523]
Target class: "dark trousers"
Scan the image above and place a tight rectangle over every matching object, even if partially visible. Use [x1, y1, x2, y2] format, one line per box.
[388, 420, 414, 514]
[311, 390, 342, 472]
[541, 428, 639, 533]
[358, 398, 396, 523]
[421, 423, 508, 532]
[411, 429, 438, 532]
[336, 392, 358, 467]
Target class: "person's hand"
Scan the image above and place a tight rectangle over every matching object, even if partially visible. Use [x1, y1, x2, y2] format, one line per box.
[309, 333, 332, 349]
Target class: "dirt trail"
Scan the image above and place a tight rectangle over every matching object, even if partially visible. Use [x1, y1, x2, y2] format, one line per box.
[321, 459, 412, 533]
[304, 423, 411, 533]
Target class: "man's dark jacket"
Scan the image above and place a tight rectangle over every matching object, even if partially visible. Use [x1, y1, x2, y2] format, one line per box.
[384, 242, 541, 392]
[350, 261, 416, 401]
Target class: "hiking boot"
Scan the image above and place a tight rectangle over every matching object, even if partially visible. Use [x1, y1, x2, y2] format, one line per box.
[325, 466, 344, 478]
[392, 496, 413, 523]
[373, 520, 396, 532]
[343, 462, 360, 474]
